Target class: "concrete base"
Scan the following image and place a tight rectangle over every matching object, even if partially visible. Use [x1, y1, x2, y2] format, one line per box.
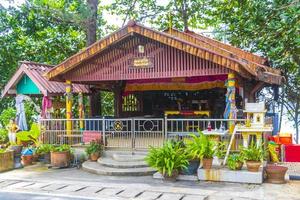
[197, 167, 263, 184]
[153, 172, 198, 181]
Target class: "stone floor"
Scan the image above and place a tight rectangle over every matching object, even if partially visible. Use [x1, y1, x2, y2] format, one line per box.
[0, 164, 300, 200]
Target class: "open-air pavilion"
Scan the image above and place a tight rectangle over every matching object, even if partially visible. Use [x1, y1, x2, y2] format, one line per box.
[40, 21, 283, 149]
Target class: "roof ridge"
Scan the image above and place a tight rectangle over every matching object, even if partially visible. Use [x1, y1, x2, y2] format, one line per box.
[19, 60, 55, 67]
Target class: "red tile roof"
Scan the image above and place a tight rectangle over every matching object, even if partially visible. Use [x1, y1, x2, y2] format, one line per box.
[1, 61, 90, 97]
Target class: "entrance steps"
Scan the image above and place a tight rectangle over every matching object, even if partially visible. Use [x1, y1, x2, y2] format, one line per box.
[82, 151, 156, 176]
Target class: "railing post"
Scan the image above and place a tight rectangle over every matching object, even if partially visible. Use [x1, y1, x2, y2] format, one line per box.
[164, 114, 168, 141]
[102, 117, 106, 148]
[131, 118, 135, 154]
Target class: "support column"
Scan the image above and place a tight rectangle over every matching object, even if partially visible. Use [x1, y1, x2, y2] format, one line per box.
[114, 89, 122, 118]
[66, 80, 73, 135]
[89, 90, 101, 117]
[224, 73, 237, 134]
[78, 92, 84, 130]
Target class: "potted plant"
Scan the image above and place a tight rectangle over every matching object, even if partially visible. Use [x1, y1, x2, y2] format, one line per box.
[241, 143, 264, 172]
[0, 148, 14, 172]
[50, 144, 72, 168]
[227, 153, 244, 170]
[36, 144, 53, 163]
[21, 147, 34, 166]
[146, 141, 189, 181]
[215, 141, 226, 165]
[85, 140, 103, 161]
[188, 131, 215, 169]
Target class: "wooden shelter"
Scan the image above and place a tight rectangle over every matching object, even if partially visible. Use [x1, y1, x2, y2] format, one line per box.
[1, 61, 90, 119]
[45, 21, 283, 119]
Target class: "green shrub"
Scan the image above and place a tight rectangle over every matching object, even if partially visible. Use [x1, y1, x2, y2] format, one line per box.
[85, 141, 103, 155]
[227, 153, 244, 170]
[215, 141, 226, 159]
[0, 108, 16, 127]
[36, 144, 54, 155]
[16, 123, 41, 145]
[186, 131, 215, 160]
[146, 141, 189, 177]
[241, 143, 265, 162]
[52, 144, 73, 153]
[0, 129, 8, 144]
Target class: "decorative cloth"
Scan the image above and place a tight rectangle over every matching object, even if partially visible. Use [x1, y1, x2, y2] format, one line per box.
[15, 95, 28, 131]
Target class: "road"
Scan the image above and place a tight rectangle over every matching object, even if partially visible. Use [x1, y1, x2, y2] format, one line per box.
[0, 164, 300, 200]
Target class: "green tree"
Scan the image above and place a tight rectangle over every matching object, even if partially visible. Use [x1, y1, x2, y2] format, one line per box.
[213, 0, 300, 142]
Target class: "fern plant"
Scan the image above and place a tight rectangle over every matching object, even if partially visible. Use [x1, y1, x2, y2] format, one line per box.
[186, 131, 215, 160]
[145, 141, 189, 177]
[241, 143, 265, 162]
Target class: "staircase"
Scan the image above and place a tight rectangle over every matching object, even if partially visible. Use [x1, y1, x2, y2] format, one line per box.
[82, 151, 156, 176]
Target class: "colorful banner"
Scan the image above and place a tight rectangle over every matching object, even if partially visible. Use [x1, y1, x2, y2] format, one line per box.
[124, 75, 228, 93]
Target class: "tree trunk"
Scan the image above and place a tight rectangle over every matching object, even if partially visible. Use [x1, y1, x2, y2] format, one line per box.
[86, 0, 98, 46]
[182, 0, 188, 31]
[279, 86, 285, 131]
[87, 0, 101, 117]
[295, 100, 299, 144]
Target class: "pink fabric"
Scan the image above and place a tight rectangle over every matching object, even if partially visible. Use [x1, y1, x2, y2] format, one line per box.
[42, 96, 52, 118]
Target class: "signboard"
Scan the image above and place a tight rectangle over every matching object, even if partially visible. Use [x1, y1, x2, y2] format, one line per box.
[83, 131, 101, 143]
[129, 57, 154, 69]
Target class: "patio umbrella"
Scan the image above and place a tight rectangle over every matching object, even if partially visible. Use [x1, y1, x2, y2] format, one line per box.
[15, 95, 28, 131]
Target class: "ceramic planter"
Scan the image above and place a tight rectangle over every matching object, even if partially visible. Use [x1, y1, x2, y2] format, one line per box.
[181, 159, 200, 175]
[0, 151, 14, 172]
[90, 152, 100, 161]
[21, 155, 33, 166]
[246, 161, 261, 172]
[202, 158, 213, 169]
[265, 165, 288, 184]
[50, 151, 70, 168]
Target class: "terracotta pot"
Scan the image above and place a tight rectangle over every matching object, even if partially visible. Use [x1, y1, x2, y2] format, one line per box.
[236, 161, 244, 170]
[266, 165, 288, 184]
[246, 161, 261, 172]
[90, 152, 100, 161]
[21, 155, 33, 166]
[163, 170, 178, 182]
[50, 151, 70, 168]
[202, 158, 213, 169]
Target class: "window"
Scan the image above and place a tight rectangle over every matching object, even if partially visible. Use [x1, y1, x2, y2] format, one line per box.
[122, 94, 141, 112]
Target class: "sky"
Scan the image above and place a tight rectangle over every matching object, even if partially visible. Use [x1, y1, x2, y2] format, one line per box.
[0, 0, 297, 137]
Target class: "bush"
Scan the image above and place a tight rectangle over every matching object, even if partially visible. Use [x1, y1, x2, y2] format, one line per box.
[146, 141, 189, 177]
[241, 143, 265, 162]
[36, 144, 54, 155]
[0, 108, 16, 127]
[215, 141, 226, 159]
[52, 144, 73, 153]
[85, 141, 103, 155]
[227, 153, 244, 170]
[0, 129, 8, 144]
[186, 131, 215, 160]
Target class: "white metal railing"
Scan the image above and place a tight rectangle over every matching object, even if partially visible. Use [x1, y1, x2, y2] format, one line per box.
[40, 117, 245, 150]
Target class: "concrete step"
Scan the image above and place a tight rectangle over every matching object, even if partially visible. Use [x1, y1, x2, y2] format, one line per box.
[82, 161, 156, 176]
[112, 153, 146, 162]
[97, 157, 148, 168]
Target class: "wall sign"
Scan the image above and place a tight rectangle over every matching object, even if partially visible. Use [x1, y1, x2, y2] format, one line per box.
[129, 57, 154, 69]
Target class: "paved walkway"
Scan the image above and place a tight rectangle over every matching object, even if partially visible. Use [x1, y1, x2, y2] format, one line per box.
[0, 164, 300, 200]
